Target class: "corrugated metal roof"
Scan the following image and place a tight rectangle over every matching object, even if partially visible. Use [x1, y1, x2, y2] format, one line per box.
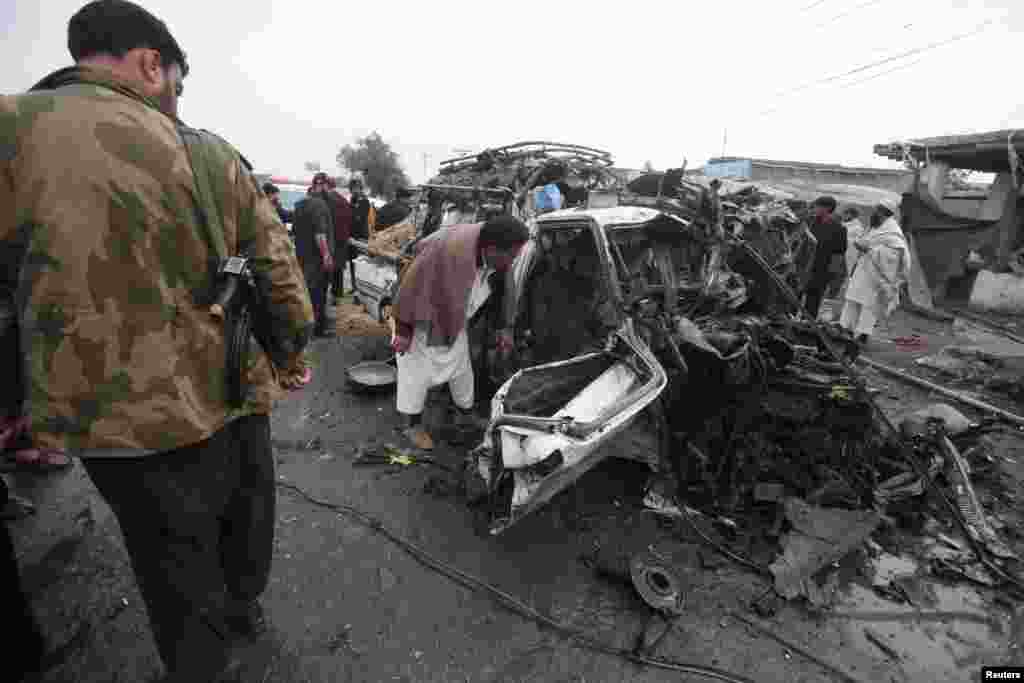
[904, 129, 1023, 149]
[874, 128, 1024, 172]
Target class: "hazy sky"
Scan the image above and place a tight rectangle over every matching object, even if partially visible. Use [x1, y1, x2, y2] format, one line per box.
[2, 0, 1022, 182]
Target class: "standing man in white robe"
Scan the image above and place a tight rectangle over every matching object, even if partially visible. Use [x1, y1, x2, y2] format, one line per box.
[391, 216, 529, 450]
[840, 198, 911, 345]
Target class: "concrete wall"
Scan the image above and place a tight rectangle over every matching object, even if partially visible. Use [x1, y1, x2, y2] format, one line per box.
[917, 162, 1020, 221]
[747, 163, 910, 193]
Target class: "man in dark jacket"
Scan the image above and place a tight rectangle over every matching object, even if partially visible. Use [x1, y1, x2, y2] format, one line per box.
[2, 3, 315, 680]
[262, 182, 293, 226]
[348, 178, 375, 291]
[326, 178, 353, 303]
[293, 173, 336, 336]
[804, 195, 847, 321]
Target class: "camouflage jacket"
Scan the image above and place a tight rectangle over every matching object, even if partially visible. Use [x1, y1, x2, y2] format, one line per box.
[0, 66, 314, 457]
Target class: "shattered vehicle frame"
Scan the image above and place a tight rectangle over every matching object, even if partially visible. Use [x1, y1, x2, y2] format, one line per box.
[467, 199, 871, 536]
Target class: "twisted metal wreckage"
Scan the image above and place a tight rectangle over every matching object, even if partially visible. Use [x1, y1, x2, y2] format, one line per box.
[353, 142, 1023, 603]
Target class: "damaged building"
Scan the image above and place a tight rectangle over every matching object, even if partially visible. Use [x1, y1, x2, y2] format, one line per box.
[875, 129, 1024, 309]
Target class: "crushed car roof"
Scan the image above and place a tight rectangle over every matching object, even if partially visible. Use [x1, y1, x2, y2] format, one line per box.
[536, 206, 665, 227]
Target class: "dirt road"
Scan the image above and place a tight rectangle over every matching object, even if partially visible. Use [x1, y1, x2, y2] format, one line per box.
[8, 305, 1023, 682]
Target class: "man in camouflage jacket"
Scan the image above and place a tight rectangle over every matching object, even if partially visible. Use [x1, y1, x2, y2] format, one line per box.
[0, 2, 314, 680]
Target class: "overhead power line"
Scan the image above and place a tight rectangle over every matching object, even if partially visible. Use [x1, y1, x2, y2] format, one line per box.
[842, 56, 924, 88]
[752, 20, 993, 119]
[815, 0, 885, 29]
[768, 19, 993, 103]
[756, 57, 927, 117]
[801, 0, 828, 10]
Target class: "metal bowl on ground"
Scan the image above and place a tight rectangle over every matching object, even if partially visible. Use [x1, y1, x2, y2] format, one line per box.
[346, 359, 397, 391]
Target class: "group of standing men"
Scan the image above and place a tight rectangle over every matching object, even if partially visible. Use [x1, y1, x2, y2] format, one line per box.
[802, 195, 912, 344]
[264, 175, 376, 337]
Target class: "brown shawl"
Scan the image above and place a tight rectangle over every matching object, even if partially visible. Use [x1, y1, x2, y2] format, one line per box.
[393, 223, 483, 346]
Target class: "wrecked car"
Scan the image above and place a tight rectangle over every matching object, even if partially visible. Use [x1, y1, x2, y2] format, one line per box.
[466, 202, 874, 536]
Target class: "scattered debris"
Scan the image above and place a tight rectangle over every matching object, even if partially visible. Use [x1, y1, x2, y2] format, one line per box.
[731, 611, 868, 683]
[892, 334, 926, 350]
[859, 356, 1024, 428]
[335, 300, 389, 338]
[863, 627, 901, 662]
[354, 444, 429, 468]
[629, 551, 685, 615]
[901, 403, 972, 438]
[769, 499, 881, 605]
[936, 423, 1017, 561]
[634, 613, 679, 657]
[2, 492, 37, 520]
[753, 482, 785, 503]
[326, 624, 365, 657]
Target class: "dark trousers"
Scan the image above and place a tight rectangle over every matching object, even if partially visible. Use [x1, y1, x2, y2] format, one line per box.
[348, 242, 362, 297]
[83, 415, 276, 681]
[310, 274, 329, 334]
[804, 285, 826, 321]
[0, 296, 23, 418]
[301, 263, 329, 335]
[3, 480, 46, 681]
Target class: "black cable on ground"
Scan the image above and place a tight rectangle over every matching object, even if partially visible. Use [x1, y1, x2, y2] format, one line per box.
[807, 607, 998, 626]
[729, 612, 867, 683]
[276, 481, 757, 683]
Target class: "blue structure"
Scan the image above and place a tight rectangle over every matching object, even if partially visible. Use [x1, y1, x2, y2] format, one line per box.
[703, 159, 753, 179]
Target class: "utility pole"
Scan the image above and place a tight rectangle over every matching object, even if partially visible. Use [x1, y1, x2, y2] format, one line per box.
[422, 153, 430, 183]
[721, 128, 728, 158]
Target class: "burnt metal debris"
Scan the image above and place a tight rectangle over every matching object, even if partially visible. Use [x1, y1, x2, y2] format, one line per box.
[345, 141, 1024, 609]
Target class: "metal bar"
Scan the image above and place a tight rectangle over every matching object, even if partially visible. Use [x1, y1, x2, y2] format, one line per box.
[950, 306, 1024, 346]
[417, 184, 513, 194]
[439, 141, 613, 167]
[857, 355, 1024, 428]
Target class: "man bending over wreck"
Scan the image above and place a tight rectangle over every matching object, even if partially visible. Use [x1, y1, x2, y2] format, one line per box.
[391, 216, 527, 450]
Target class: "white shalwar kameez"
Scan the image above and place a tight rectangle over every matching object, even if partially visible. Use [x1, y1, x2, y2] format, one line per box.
[396, 264, 494, 415]
[840, 217, 910, 338]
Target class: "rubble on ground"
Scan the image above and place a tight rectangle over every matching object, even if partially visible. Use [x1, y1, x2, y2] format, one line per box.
[915, 317, 1024, 401]
[341, 144, 1024, 620]
[450, 164, 1024, 615]
[334, 300, 389, 337]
